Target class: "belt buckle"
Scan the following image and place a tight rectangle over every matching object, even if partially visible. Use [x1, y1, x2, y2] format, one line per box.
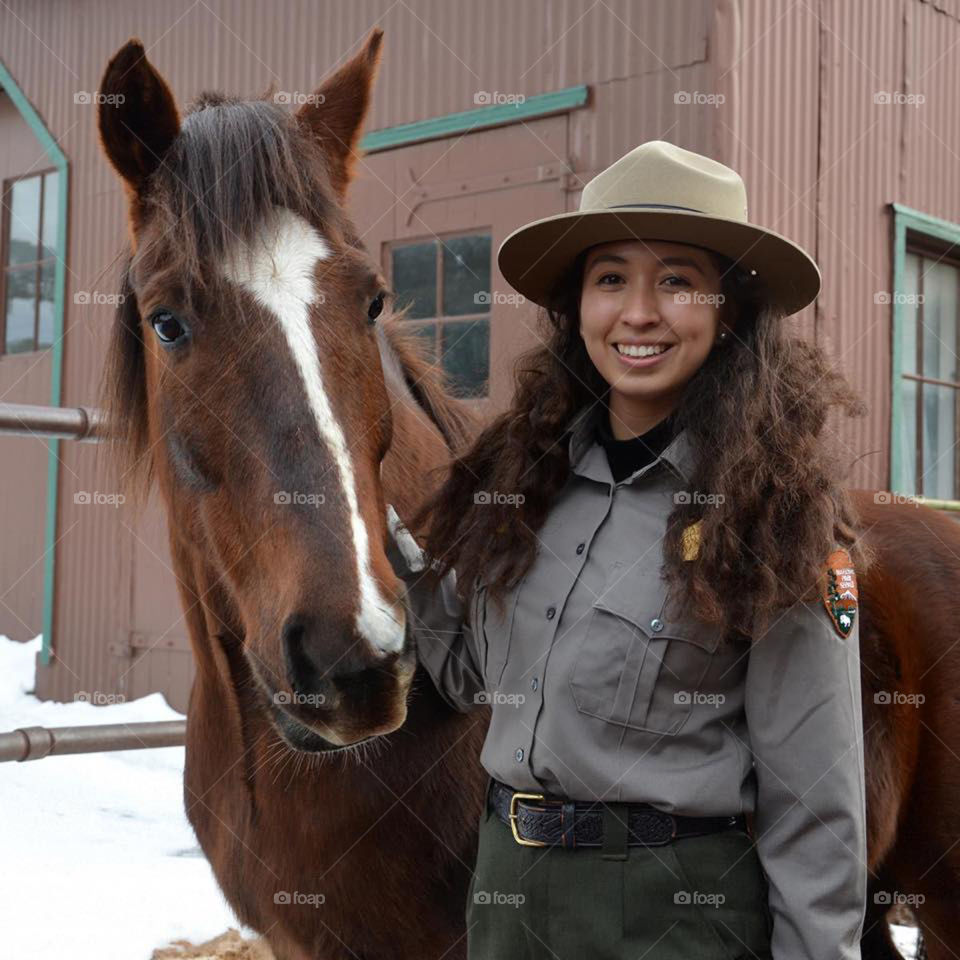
[509, 791, 547, 847]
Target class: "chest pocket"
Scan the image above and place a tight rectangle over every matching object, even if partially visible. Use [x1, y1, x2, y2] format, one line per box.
[568, 561, 721, 735]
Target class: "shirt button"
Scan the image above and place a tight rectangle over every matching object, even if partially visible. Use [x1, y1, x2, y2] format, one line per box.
[531, 677, 539, 691]
[515, 748, 524, 762]
[546, 606, 556, 620]
[576, 542, 585, 555]
[650, 618, 664, 632]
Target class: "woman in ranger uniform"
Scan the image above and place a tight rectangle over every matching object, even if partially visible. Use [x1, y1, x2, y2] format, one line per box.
[387, 140, 872, 960]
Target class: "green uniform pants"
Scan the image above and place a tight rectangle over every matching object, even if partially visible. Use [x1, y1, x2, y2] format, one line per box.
[466, 779, 773, 959]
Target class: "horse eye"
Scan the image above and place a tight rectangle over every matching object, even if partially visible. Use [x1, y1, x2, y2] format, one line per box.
[150, 309, 186, 344]
[367, 292, 385, 323]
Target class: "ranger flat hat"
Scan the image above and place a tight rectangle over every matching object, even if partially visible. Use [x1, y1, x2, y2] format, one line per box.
[497, 140, 820, 316]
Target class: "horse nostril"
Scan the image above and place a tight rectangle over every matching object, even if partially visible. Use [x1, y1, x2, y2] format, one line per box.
[282, 614, 323, 698]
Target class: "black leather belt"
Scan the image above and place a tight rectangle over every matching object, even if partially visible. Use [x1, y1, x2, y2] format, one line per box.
[489, 778, 746, 849]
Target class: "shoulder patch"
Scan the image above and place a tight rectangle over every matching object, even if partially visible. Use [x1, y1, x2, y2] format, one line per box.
[822, 548, 858, 638]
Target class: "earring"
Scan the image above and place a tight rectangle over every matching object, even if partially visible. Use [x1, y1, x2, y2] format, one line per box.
[719, 331, 728, 341]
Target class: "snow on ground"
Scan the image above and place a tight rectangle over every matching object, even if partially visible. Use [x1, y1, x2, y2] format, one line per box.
[0, 633, 258, 959]
[0, 632, 923, 958]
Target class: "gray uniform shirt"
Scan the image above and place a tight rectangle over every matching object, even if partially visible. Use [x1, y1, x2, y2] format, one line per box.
[393, 400, 867, 959]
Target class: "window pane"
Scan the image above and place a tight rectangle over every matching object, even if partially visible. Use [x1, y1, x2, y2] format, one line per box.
[6, 176, 41, 265]
[37, 261, 55, 348]
[902, 252, 920, 375]
[921, 384, 957, 500]
[442, 234, 491, 316]
[441, 318, 489, 398]
[921, 259, 958, 383]
[41, 171, 59, 260]
[392, 242, 437, 319]
[4, 266, 37, 353]
[898, 375, 918, 493]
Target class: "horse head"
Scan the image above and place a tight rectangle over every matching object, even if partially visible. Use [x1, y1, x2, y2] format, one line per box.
[97, 29, 430, 753]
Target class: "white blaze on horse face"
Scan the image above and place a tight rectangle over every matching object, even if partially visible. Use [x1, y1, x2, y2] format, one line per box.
[222, 206, 406, 656]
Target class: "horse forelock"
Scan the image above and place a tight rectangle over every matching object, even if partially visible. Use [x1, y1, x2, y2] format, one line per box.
[139, 96, 344, 298]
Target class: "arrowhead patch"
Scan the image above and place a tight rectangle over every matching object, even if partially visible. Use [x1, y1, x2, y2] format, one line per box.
[822, 548, 858, 638]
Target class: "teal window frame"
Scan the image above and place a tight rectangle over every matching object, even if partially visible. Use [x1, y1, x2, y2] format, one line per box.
[890, 203, 960, 505]
[0, 59, 69, 665]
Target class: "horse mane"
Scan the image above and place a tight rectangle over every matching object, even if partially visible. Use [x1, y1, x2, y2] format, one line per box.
[377, 317, 480, 455]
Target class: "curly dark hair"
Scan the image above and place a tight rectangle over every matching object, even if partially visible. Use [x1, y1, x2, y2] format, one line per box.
[410, 245, 875, 642]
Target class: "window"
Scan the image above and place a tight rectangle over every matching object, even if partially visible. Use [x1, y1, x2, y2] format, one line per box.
[1, 169, 59, 355]
[896, 248, 959, 499]
[388, 232, 491, 398]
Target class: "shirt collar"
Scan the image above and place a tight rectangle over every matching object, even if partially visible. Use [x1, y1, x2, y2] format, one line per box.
[562, 400, 695, 486]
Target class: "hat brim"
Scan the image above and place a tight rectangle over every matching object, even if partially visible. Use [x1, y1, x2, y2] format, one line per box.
[496, 208, 820, 316]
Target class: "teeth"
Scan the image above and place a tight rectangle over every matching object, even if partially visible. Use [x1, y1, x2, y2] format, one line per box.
[616, 343, 668, 358]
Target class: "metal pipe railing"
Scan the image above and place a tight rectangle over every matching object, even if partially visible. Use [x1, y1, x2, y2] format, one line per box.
[0, 720, 186, 762]
[0, 402, 107, 442]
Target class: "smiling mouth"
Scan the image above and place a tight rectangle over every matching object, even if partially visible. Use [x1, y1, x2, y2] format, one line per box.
[614, 342, 673, 358]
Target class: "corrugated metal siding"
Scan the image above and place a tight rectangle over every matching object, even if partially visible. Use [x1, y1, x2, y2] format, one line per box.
[734, 0, 907, 492]
[816, 0, 905, 492]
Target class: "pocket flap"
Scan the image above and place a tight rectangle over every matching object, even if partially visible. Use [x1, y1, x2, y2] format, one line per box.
[592, 563, 720, 652]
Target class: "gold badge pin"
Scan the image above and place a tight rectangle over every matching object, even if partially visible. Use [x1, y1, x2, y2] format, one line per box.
[681, 521, 702, 561]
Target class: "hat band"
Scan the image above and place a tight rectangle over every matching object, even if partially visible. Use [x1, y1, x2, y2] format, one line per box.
[603, 202, 703, 213]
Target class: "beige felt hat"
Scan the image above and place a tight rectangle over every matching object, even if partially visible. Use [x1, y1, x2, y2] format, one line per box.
[497, 140, 820, 316]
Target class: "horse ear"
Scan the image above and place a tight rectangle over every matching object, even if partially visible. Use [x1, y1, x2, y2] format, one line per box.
[98, 39, 180, 193]
[295, 27, 383, 200]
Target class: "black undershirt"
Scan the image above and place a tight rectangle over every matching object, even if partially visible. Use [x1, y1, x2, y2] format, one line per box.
[595, 407, 678, 483]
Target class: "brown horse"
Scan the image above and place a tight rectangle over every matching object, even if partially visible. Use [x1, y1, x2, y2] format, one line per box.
[97, 30, 488, 960]
[95, 30, 960, 960]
